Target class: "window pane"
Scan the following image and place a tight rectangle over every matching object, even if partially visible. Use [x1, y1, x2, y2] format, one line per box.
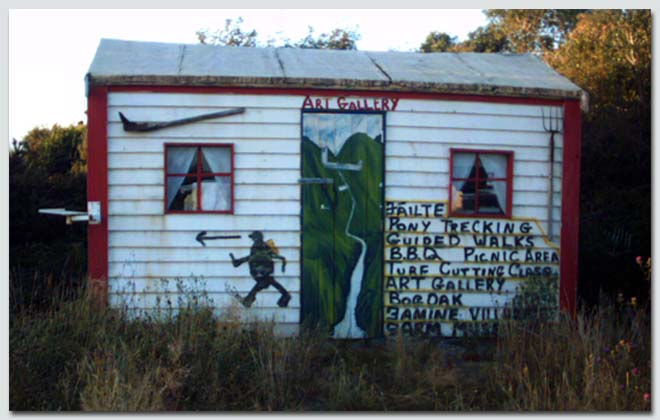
[201, 147, 231, 173]
[479, 154, 508, 179]
[200, 175, 231, 211]
[477, 180, 507, 215]
[167, 147, 197, 175]
[451, 180, 475, 214]
[167, 176, 198, 210]
[452, 152, 476, 179]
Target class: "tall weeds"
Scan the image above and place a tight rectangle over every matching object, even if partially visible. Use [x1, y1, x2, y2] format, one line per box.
[9, 279, 651, 411]
[489, 296, 651, 411]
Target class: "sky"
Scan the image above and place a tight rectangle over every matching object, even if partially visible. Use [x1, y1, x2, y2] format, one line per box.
[8, 9, 488, 141]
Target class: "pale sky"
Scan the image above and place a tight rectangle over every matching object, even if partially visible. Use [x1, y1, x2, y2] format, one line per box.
[8, 9, 488, 141]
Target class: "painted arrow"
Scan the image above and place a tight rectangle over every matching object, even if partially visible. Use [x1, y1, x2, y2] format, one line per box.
[195, 231, 241, 247]
[119, 107, 245, 132]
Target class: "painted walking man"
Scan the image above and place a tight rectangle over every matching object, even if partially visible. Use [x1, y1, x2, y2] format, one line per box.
[230, 231, 291, 308]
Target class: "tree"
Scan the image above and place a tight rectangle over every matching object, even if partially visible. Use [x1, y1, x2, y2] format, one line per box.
[10, 123, 88, 286]
[420, 10, 586, 54]
[419, 31, 457, 52]
[293, 27, 360, 50]
[196, 17, 258, 47]
[484, 9, 586, 53]
[453, 25, 508, 52]
[196, 18, 361, 50]
[546, 10, 651, 303]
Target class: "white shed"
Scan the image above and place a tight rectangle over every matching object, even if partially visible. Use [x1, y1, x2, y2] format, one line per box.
[85, 39, 583, 338]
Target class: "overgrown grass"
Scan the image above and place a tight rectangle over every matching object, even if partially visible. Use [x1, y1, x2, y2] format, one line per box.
[490, 295, 651, 411]
[9, 282, 651, 411]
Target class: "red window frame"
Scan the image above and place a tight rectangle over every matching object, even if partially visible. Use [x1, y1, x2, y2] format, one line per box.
[164, 143, 234, 214]
[449, 148, 514, 219]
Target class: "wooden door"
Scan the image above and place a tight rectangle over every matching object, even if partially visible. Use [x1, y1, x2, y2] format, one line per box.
[301, 111, 384, 338]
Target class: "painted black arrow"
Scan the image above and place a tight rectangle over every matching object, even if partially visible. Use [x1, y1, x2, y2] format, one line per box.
[196, 231, 241, 247]
[119, 107, 245, 132]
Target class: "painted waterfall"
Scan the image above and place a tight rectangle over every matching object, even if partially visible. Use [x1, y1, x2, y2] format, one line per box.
[301, 112, 384, 338]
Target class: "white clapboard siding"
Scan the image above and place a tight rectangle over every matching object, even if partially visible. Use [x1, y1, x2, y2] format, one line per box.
[108, 121, 300, 139]
[386, 188, 562, 205]
[109, 184, 301, 201]
[385, 157, 562, 177]
[108, 92, 304, 108]
[108, 200, 300, 216]
[108, 168, 299, 186]
[387, 112, 552, 133]
[109, 247, 299, 263]
[386, 141, 562, 163]
[120, 307, 300, 324]
[109, 277, 301, 294]
[107, 92, 304, 331]
[512, 206, 562, 222]
[109, 231, 301, 248]
[107, 92, 566, 335]
[108, 106, 300, 124]
[108, 214, 299, 232]
[386, 172, 562, 192]
[109, 138, 300, 154]
[109, 152, 299, 170]
[109, 291, 300, 309]
[392, 100, 562, 119]
[109, 261, 301, 278]
[388, 127, 564, 149]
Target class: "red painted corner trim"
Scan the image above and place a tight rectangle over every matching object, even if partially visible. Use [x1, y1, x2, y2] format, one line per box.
[87, 86, 109, 306]
[560, 100, 581, 317]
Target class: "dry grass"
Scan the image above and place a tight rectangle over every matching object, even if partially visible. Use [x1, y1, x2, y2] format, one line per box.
[9, 280, 651, 412]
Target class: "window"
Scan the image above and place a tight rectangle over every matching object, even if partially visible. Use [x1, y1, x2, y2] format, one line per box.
[449, 149, 513, 218]
[165, 144, 234, 214]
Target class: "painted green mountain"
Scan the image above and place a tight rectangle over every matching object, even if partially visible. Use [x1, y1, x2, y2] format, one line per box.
[302, 133, 383, 338]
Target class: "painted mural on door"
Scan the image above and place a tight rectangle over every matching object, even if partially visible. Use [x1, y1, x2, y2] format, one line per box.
[301, 112, 384, 338]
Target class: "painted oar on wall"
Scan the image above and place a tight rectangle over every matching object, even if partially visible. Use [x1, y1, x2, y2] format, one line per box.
[196, 231, 241, 247]
[119, 107, 245, 132]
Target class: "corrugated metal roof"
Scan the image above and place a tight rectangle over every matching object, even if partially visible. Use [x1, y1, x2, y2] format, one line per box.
[87, 38, 584, 100]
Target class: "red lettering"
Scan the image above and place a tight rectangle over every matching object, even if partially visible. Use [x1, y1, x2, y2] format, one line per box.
[302, 96, 314, 108]
[325, 98, 330, 109]
[315, 99, 323, 109]
[390, 97, 400, 111]
[381, 98, 390, 111]
[348, 102, 357, 110]
[373, 99, 381, 111]
[362, 99, 373, 110]
[337, 97, 347, 110]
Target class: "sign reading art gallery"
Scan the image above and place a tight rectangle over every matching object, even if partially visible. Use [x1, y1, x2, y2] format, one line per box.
[302, 95, 400, 111]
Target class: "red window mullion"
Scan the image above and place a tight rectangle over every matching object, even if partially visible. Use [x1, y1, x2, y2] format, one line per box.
[474, 155, 480, 214]
[196, 147, 202, 212]
[230, 143, 235, 214]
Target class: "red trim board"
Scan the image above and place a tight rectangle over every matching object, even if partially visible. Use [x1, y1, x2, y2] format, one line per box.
[560, 99, 582, 317]
[87, 86, 109, 307]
